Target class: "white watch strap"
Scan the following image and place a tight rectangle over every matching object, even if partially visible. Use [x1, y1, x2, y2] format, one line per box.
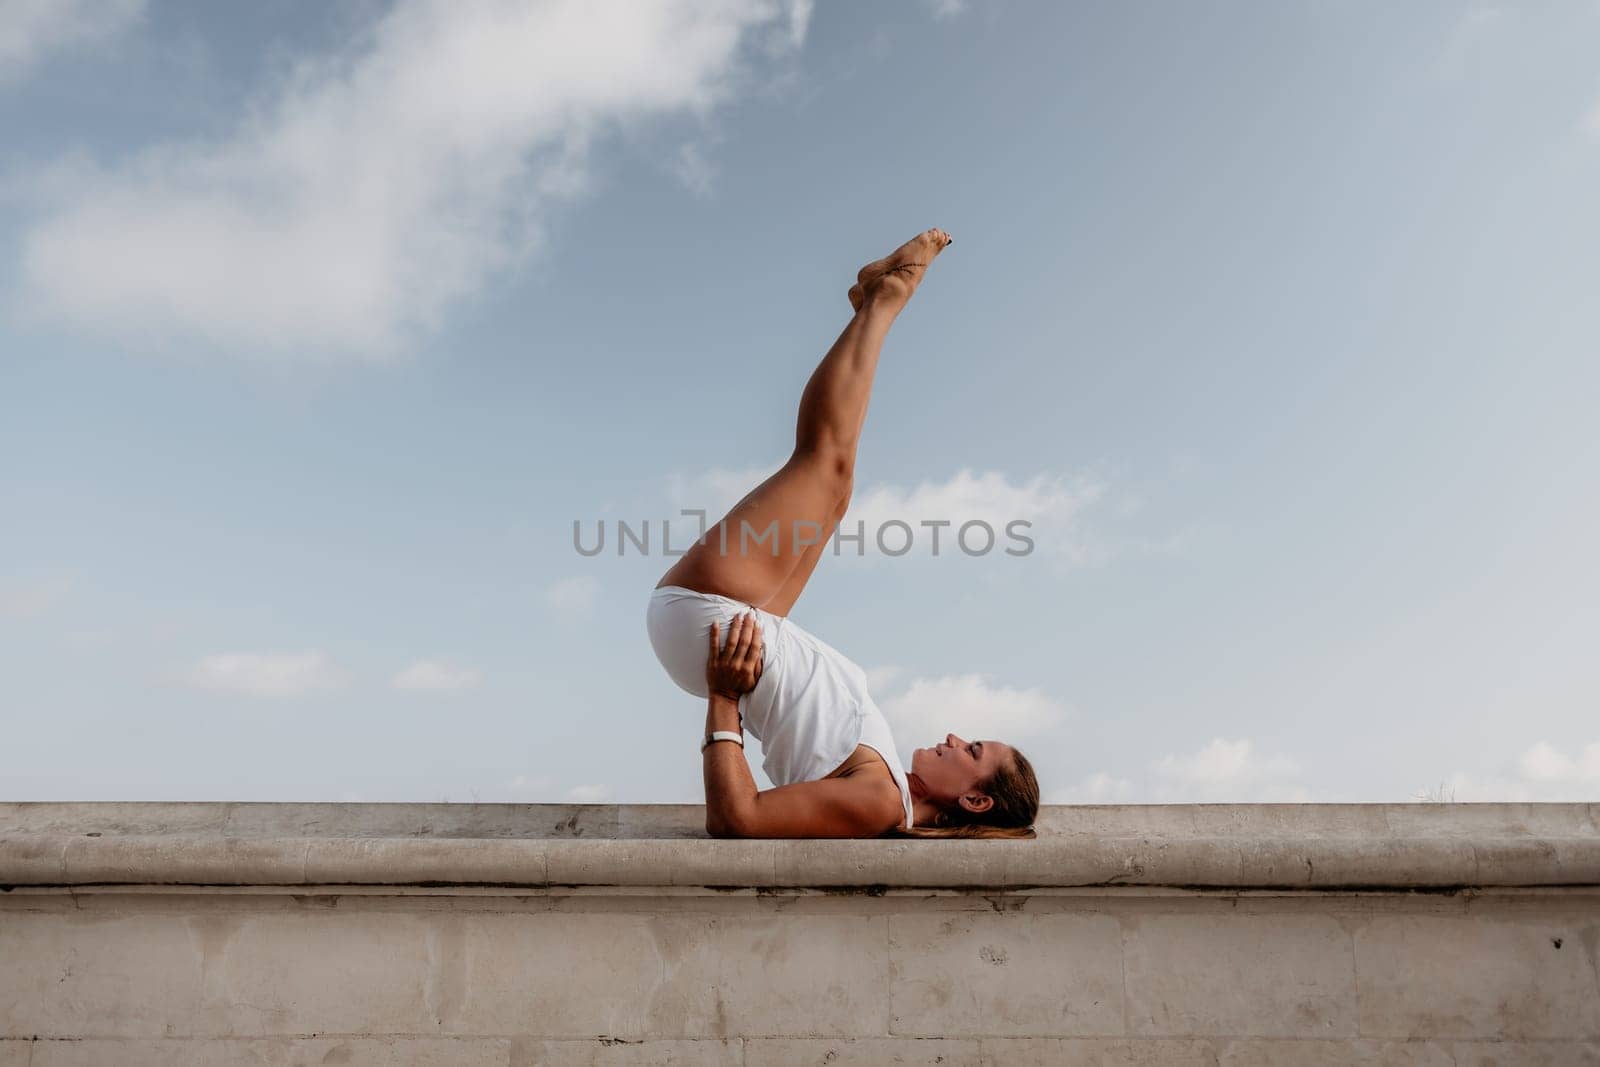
[701, 729, 744, 753]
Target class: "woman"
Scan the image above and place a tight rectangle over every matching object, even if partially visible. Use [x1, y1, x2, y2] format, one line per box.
[646, 228, 1039, 839]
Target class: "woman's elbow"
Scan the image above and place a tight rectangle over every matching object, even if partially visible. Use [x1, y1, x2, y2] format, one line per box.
[705, 805, 755, 838]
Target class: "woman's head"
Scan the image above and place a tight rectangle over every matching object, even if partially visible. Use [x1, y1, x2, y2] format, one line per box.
[906, 734, 1039, 836]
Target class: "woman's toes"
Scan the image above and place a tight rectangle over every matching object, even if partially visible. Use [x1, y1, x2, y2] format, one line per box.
[854, 228, 953, 305]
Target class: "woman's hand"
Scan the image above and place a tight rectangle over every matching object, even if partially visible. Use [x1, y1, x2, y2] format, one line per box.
[706, 611, 764, 700]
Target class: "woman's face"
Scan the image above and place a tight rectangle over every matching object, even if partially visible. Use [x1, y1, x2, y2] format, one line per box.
[909, 733, 1012, 811]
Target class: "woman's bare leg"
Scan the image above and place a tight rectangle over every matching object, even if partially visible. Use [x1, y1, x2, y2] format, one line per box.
[656, 228, 952, 610]
[761, 490, 848, 617]
[654, 307, 894, 609]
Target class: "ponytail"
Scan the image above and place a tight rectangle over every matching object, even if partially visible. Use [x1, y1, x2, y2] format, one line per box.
[890, 822, 1037, 840]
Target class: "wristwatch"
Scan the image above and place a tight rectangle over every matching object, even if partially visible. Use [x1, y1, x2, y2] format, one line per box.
[701, 730, 744, 753]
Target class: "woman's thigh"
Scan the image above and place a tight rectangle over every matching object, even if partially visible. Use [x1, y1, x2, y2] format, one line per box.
[656, 450, 849, 607]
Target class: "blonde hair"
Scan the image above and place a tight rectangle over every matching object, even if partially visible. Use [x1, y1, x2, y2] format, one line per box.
[887, 746, 1040, 840]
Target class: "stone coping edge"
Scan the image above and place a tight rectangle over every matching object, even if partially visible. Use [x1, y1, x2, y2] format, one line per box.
[4, 832, 1599, 891]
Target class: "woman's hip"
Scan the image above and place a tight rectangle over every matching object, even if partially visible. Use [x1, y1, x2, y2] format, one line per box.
[646, 585, 779, 698]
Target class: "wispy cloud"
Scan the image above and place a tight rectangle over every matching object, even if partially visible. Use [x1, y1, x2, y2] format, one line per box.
[391, 658, 481, 692]
[1152, 737, 1301, 791]
[1438, 739, 1600, 801]
[922, 0, 967, 21]
[863, 664, 906, 693]
[1051, 771, 1139, 805]
[1050, 737, 1309, 804]
[665, 458, 782, 520]
[879, 672, 1067, 749]
[846, 468, 1103, 563]
[0, 0, 146, 85]
[14, 0, 811, 357]
[1517, 740, 1600, 781]
[567, 783, 612, 803]
[666, 461, 1105, 564]
[180, 651, 341, 698]
[668, 139, 719, 197]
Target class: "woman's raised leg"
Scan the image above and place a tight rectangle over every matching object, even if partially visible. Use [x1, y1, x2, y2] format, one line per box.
[759, 488, 849, 618]
[656, 228, 952, 611]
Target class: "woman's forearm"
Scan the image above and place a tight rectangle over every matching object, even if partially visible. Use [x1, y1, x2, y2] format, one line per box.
[703, 691, 757, 836]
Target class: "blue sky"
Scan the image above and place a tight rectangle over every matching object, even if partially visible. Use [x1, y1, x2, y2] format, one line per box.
[3, 0, 1598, 804]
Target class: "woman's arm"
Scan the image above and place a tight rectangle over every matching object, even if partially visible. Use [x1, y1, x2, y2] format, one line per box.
[702, 615, 902, 839]
[702, 687, 752, 836]
[701, 614, 761, 837]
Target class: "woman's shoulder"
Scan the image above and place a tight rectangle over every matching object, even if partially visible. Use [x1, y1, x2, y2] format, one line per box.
[823, 743, 891, 781]
[821, 746, 907, 831]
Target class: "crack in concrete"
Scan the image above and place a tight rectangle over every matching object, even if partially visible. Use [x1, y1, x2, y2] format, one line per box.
[1118, 916, 1132, 1037]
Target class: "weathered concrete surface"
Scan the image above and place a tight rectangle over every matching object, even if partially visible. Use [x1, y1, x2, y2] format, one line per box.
[2, 801, 1597, 889]
[2, 804, 1599, 1065]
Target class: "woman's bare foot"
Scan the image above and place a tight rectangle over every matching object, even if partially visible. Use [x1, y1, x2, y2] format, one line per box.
[854, 228, 953, 309]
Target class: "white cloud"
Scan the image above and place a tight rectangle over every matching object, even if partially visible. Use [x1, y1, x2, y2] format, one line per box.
[1152, 737, 1301, 789]
[880, 672, 1066, 748]
[391, 658, 481, 692]
[0, 0, 145, 84]
[1048, 771, 1137, 805]
[1059, 737, 1600, 806]
[668, 140, 718, 197]
[666, 462, 1104, 564]
[546, 574, 599, 617]
[1051, 737, 1310, 804]
[567, 783, 611, 803]
[845, 468, 1102, 563]
[15, 0, 811, 357]
[1440, 740, 1600, 801]
[180, 651, 341, 698]
[772, 0, 811, 51]
[665, 458, 782, 521]
[922, 0, 967, 20]
[863, 664, 906, 694]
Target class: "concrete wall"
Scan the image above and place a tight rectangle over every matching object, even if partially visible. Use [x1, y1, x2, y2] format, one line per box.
[3, 803, 1598, 1066]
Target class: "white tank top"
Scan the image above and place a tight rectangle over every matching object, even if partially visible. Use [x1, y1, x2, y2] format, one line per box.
[646, 586, 914, 830]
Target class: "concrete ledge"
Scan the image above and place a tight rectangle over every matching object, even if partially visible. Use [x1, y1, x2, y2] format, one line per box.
[3, 802, 1597, 891]
[5, 804, 1599, 1055]
[5, 1037, 1600, 1066]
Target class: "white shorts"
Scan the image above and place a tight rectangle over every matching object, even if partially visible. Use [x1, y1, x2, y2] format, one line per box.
[645, 585, 783, 701]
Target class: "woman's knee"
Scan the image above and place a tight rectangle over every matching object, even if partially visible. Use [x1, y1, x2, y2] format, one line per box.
[834, 477, 854, 517]
[795, 443, 855, 492]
